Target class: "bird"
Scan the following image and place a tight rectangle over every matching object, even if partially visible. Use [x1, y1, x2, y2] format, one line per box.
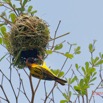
[26, 57, 67, 85]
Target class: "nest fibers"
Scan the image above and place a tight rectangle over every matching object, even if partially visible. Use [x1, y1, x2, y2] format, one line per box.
[4, 15, 50, 68]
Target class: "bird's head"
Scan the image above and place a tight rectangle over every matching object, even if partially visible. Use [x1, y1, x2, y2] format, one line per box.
[26, 57, 38, 68]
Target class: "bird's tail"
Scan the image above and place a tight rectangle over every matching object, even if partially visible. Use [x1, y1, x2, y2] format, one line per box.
[55, 77, 67, 85]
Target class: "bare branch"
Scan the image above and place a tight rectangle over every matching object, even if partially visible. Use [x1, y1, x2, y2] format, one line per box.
[51, 20, 61, 49]
[49, 32, 70, 42]
[44, 82, 56, 103]
[89, 80, 103, 103]
[0, 85, 10, 103]
[21, 80, 30, 103]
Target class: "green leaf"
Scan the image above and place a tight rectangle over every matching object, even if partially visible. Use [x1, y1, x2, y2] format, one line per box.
[101, 54, 103, 59]
[28, 6, 33, 12]
[74, 46, 81, 54]
[54, 43, 63, 50]
[64, 52, 73, 59]
[82, 67, 86, 75]
[58, 71, 64, 78]
[75, 64, 79, 70]
[90, 77, 97, 83]
[31, 10, 37, 15]
[80, 79, 84, 87]
[81, 90, 87, 95]
[70, 76, 77, 84]
[51, 69, 64, 77]
[85, 62, 89, 69]
[46, 50, 52, 54]
[84, 76, 90, 84]
[93, 57, 99, 64]
[0, 24, 5, 27]
[23, 0, 28, 7]
[0, 26, 6, 35]
[9, 13, 16, 22]
[74, 86, 81, 91]
[60, 100, 68, 103]
[92, 72, 97, 77]
[0, 3, 3, 6]
[0, 37, 2, 44]
[89, 43, 95, 53]
[90, 68, 96, 74]
[75, 51, 81, 54]
[16, 7, 25, 12]
[62, 93, 68, 100]
[89, 43, 93, 52]
[75, 46, 80, 51]
[2, 0, 10, 3]
[95, 60, 103, 66]
[51, 69, 60, 76]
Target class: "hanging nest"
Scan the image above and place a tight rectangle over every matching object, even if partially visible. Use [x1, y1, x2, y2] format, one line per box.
[3, 15, 50, 68]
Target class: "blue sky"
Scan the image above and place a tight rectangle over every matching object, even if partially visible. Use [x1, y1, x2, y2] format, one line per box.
[0, 0, 103, 103]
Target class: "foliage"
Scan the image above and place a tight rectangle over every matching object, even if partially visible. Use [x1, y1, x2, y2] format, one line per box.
[0, 1, 103, 103]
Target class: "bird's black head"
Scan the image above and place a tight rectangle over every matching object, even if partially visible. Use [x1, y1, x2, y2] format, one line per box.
[26, 57, 38, 64]
[26, 57, 38, 68]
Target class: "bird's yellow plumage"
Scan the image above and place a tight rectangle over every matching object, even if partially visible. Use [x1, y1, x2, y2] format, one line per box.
[26, 58, 67, 85]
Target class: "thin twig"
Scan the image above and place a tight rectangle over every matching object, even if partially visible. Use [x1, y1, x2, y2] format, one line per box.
[0, 86, 10, 103]
[52, 92, 55, 103]
[29, 74, 35, 103]
[34, 79, 41, 97]
[0, 69, 16, 100]
[51, 20, 61, 49]
[86, 90, 89, 103]
[0, 2, 12, 10]
[82, 96, 85, 103]
[0, 16, 12, 25]
[21, 80, 30, 103]
[93, 96, 95, 103]
[0, 96, 6, 101]
[23, 69, 29, 77]
[63, 64, 72, 78]
[1, 74, 4, 85]
[60, 44, 72, 72]
[9, 80, 17, 99]
[49, 32, 70, 42]
[44, 81, 47, 97]
[89, 80, 103, 103]
[44, 82, 56, 103]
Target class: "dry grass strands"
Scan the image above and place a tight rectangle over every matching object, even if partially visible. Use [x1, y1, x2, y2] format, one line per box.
[4, 15, 50, 68]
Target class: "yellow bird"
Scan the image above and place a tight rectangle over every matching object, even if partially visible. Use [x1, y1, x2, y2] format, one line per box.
[26, 58, 67, 85]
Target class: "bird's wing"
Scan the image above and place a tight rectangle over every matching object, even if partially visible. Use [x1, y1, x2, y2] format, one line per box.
[38, 65, 56, 80]
[30, 66, 44, 79]
[30, 65, 56, 80]
[42, 62, 56, 76]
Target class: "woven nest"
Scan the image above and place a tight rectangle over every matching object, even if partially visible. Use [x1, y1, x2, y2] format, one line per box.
[4, 15, 50, 68]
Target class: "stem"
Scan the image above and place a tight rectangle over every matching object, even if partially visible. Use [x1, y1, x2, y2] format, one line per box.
[51, 20, 61, 49]
[21, 80, 30, 102]
[0, 85, 10, 103]
[44, 82, 56, 103]
[89, 80, 103, 103]
[49, 32, 70, 42]
[29, 74, 35, 103]
[86, 90, 89, 103]
[29, 74, 41, 103]
[82, 96, 85, 103]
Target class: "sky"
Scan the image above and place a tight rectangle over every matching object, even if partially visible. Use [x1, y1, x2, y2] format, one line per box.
[0, 0, 103, 103]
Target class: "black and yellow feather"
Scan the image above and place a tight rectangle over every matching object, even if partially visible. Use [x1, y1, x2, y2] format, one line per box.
[26, 58, 67, 85]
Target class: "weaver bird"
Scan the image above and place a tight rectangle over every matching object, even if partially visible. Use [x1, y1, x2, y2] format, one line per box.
[26, 58, 67, 85]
